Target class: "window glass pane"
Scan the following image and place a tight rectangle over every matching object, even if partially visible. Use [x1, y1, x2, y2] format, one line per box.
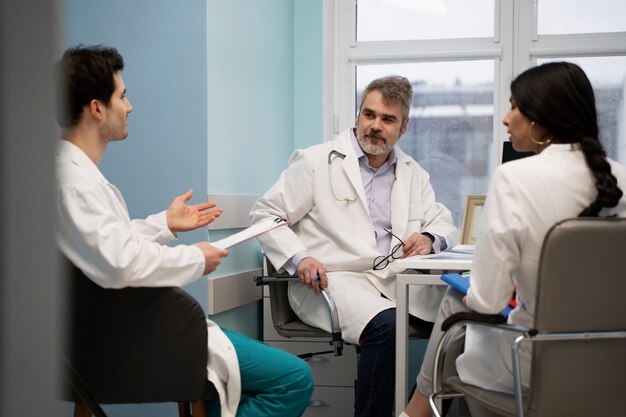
[356, 61, 494, 227]
[537, 0, 626, 34]
[537, 57, 626, 165]
[357, 0, 494, 42]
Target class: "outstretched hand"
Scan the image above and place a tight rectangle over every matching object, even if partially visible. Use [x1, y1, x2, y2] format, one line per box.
[166, 189, 223, 233]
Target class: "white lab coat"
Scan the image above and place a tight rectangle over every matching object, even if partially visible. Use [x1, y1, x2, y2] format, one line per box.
[55, 140, 241, 417]
[251, 129, 458, 343]
[457, 143, 626, 393]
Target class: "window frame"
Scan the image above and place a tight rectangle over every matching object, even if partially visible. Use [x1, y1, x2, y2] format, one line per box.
[326, 0, 626, 171]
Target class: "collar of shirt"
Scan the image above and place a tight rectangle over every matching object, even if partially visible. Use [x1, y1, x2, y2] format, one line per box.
[57, 139, 110, 186]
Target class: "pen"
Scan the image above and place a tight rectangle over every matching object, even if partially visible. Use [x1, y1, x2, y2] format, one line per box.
[312, 274, 320, 282]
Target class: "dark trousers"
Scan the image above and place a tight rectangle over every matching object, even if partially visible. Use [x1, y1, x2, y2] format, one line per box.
[354, 308, 396, 417]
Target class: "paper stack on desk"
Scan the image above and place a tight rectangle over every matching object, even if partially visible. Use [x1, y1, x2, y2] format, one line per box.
[211, 217, 288, 249]
[418, 244, 474, 260]
[448, 244, 475, 254]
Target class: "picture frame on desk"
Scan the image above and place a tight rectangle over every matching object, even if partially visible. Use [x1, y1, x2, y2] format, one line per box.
[460, 195, 486, 245]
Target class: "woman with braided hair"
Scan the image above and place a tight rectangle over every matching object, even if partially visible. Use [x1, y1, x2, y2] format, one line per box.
[401, 62, 626, 417]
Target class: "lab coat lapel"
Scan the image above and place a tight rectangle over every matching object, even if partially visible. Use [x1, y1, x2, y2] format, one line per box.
[107, 183, 130, 214]
[370, 152, 411, 280]
[391, 152, 411, 239]
[334, 132, 368, 210]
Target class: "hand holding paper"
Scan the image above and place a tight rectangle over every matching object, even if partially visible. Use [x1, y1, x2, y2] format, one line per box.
[211, 217, 289, 249]
[193, 242, 228, 275]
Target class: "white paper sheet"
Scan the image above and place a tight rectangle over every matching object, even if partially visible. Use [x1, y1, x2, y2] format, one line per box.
[211, 218, 288, 249]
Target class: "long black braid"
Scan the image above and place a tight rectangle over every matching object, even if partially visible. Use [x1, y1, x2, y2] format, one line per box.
[577, 136, 623, 216]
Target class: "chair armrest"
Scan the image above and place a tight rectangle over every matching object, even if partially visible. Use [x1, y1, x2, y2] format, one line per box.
[255, 266, 344, 356]
[440, 311, 534, 338]
[431, 311, 534, 399]
[441, 311, 507, 331]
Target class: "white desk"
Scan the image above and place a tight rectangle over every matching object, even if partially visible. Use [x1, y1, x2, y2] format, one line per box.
[394, 254, 472, 415]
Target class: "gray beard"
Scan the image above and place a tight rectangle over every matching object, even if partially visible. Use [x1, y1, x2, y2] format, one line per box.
[357, 135, 393, 156]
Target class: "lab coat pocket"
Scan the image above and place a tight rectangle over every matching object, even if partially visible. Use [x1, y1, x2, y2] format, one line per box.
[407, 203, 425, 231]
[408, 203, 425, 220]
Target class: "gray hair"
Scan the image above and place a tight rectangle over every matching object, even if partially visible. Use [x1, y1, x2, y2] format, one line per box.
[359, 75, 413, 120]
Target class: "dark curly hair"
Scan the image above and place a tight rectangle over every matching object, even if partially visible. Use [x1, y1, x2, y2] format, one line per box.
[510, 62, 623, 217]
[56, 45, 124, 127]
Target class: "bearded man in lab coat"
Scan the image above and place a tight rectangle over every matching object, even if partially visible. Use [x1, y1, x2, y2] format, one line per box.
[251, 75, 457, 417]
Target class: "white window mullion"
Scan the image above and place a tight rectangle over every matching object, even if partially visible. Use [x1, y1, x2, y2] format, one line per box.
[514, 0, 535, 74]
[347, 38, 502, 63]
[334, 0, 357, 136]
[530, 32, 626, 58]
[323, 0, 336, 140]
[494, 0, 515, 171]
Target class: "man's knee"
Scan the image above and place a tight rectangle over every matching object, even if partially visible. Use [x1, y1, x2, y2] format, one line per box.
[287, 356, 315, 395]
[286, 358, 314, 411]
[297, 359, 315, 393]
[440, 288, 465, 316]
[361, 308, 396, 344]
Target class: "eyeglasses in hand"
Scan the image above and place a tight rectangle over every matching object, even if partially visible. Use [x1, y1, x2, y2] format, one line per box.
[373, 229, 405, 271]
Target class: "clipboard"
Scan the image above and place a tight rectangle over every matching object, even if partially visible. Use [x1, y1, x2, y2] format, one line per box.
[211, 217, 289, 249]
[441, 273, 513, 318]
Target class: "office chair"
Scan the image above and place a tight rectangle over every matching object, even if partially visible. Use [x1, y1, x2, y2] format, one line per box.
[61, 258, 219, 417]
[429, 217, 626, 417]
[254, 257, 434, 358]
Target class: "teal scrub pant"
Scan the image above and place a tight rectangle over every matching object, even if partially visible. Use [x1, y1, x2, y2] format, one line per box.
[207, 329, 314, 417]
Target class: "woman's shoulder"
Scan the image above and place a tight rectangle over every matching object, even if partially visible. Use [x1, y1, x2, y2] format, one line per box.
[494, 152, 540, 177]
[496, 144, 582, 175]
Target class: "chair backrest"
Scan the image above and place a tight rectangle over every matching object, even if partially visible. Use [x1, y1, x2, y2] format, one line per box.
[526, 218, 626, 416]
[62, 258, 218, 404]
[264, 258, 332, 338]
[268, 279, 339, 337]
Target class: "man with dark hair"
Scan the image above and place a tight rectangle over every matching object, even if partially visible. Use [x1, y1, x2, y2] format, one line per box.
[251, 75, 457, 417]
[56, 44, 313, 417]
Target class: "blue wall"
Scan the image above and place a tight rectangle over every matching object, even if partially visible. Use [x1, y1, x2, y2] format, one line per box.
[204, 0, 295, 338]
[204, 0, 324, 337]
[295, 1, 324, 150]
[206, 1, 295, 195]
[205, 1, 323, 196]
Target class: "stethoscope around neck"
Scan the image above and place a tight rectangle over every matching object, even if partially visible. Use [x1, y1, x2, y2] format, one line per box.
[327, 150, 358, 203]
